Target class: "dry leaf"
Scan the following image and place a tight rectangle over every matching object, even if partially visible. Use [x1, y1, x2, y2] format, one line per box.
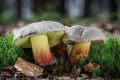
[69, 65, 81, 78]
[71, 65, 81, 75]
[80, 74, 89, 79]
[14, 57, 43, 77]
[55, 76, 71, 80]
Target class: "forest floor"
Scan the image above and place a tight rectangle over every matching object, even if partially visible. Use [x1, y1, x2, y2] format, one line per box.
[0, 65, 112, 80]
[0, 20, 120, 80]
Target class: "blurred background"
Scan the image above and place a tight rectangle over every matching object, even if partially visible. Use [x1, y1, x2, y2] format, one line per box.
[0, 0, 120, 37]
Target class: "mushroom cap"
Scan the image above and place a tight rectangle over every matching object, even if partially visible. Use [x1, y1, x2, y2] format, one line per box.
[13, 21, 66, 47]
[63, 25, 106, 45]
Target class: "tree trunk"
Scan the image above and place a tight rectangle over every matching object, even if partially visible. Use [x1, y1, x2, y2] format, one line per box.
[21, 0, 32, 19]
[6, 0, 17, 19]
[54, 0, 65, 14]
[84, 0, 91, 17]
[110, 0, 118, 20]
[90, 0, 100, 19]
[116, 0, 120, 20]
[100, 0, 110, 20]
[65, 0, 85, 19]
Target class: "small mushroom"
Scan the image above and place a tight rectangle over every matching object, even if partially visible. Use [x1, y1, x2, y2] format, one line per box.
[84, 62, 100, 72]
[63, 25, 106, 63]
[13, 21, 66, 66]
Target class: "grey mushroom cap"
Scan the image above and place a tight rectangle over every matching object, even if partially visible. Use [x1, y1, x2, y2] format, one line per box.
[63, 25, 106, 45]
[13, 21, 66, 47]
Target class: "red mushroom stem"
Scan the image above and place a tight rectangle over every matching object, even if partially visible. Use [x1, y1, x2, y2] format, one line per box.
[54, 42, 67, 57]
[69, 41, 91, 63]
[30, 35, 52, 66]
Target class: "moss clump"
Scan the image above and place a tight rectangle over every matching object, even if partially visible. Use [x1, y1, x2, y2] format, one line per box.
[0, 33, 33, 70]
[78, 36, 120, 78]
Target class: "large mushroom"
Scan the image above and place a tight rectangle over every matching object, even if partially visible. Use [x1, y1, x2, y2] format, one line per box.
[63, 25, 106, 63]
[13, 21, 66, 66]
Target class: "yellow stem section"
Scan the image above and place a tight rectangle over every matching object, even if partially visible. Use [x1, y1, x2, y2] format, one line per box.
[69, 42, 91, 63]
[30, 35, 52, 66]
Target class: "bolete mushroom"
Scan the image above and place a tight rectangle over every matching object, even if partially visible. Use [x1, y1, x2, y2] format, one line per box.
[13, 21, 66, 66]
[63, 25, 106, 63]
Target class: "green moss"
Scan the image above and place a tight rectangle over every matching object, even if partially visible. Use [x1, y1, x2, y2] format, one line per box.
[89, 69, 103, 77]
[78, 36, 120, 77]
[1, 33, 120, 78]
[0, 33, 33, 70]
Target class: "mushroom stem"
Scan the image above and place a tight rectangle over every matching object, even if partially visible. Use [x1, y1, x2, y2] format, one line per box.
[69, 41, 91, 63]
[54, 42, 67, 57]
[30, 35, 52, 66]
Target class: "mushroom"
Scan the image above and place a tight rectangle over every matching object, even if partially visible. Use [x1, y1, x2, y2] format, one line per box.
[13, 21, 66, 66]
[63, 25, 106, 63]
